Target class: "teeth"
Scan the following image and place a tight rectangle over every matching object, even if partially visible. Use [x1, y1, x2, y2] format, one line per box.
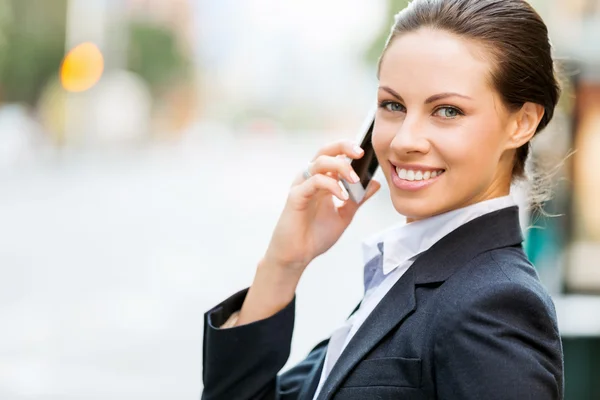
[395, 167, 444, 182]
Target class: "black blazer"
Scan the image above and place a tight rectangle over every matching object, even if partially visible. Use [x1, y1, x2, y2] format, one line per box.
[201, 206, 564, 399]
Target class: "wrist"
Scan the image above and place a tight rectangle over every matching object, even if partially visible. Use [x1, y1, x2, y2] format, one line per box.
[258, 255, 305, 279]
[235, 257, 301, 326]
[261, 251, 310, 275]
[254, 256, 302, 300]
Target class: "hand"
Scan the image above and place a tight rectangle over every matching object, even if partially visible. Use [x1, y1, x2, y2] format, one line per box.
[263, 140, 381, 274]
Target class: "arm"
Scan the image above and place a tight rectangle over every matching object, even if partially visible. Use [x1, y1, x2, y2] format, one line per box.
[434, 281, 563, 400]
[201, 287, 327, 400]
[202, 257, 327, 400]
[202, 140, 380, 399]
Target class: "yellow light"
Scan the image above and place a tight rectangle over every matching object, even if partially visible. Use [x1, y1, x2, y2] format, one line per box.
[60, 42, 104, 92]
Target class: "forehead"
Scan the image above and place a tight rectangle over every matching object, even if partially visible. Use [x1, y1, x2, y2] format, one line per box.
[379, 28, 493, 97]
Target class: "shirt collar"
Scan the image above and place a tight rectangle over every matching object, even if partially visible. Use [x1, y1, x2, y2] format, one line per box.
[361, 195, 517, 275]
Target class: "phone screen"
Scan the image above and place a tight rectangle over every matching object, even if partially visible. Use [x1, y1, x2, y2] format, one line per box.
[351, 120, 379, 189]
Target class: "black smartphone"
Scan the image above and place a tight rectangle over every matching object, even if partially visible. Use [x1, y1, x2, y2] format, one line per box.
[341, 110, 379, 203]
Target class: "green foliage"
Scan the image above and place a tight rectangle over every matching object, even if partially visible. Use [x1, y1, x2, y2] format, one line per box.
[364, 0, 410, 67]
[0, 32, 64, 105]
[0, 0, 66, 106]
[127, 20, 191, 93]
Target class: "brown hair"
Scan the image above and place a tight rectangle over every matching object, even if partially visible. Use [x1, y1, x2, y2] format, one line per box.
[378, 0, 561, 180]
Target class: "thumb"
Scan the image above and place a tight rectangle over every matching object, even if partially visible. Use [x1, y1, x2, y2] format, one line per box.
[358, 180, 381, 205]
[337, 179, 381, 220]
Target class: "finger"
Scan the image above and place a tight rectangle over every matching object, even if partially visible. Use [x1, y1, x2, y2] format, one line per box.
[294, 174, 350, 203]
[312, 140, 364, 161]
[309, 155, 360, 184]
[291, 165, 341, 187]
[337, 180, 381, 220]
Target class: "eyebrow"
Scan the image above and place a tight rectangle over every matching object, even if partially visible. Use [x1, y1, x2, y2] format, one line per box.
[379, 86, 473, 104]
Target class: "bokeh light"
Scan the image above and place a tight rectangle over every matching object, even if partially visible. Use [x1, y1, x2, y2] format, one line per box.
[60, 42, 104, 93]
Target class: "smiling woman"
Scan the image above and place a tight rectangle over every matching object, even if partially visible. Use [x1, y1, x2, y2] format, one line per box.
[201, 1, 564, 399]
[372, 1, 559, 222]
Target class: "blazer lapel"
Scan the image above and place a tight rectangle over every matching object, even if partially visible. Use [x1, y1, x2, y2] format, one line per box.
[413, 206, 523, 285]
[298, 348, 326, 400]
[315, 266, 417, 400]
[300, 301, 363, 400]
[314, 206, 523, 399]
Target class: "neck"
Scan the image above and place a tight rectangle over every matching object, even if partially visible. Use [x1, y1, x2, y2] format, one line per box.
[405, 191, 512, 224]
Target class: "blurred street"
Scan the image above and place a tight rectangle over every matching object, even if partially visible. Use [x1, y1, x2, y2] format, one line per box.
[0, 131, 397, 399]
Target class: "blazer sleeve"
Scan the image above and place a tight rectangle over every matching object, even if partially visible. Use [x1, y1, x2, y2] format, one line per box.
[201, 288, 327, 400]
[433, 281, 564, 400]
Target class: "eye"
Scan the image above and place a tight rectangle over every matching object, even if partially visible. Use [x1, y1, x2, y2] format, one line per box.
[433, 106, 463, 119]
[379, 101, 406, 113]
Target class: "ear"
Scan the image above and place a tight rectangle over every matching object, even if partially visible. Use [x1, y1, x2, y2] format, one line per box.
[506, 102, 545, 149]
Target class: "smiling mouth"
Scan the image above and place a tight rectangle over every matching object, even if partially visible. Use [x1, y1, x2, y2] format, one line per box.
[395, 167, 446, 182]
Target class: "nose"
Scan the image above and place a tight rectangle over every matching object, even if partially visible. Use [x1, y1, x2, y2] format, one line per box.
[389, 115, 431, 155]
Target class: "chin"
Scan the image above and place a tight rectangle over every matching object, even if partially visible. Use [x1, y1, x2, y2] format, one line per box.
[389, 194, 449, 222]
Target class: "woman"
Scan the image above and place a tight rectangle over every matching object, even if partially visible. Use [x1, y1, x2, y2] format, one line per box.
[202, 0, 564, 399]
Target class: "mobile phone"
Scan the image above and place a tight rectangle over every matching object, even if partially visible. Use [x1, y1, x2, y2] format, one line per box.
[341, 109, 379, 203]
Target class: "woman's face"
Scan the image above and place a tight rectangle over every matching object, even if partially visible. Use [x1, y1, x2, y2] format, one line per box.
[373, 28, 516, 222]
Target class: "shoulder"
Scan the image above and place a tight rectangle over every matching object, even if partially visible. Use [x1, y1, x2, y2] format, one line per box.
[429, 249, 564, 399]
[435, 246, 558, 333]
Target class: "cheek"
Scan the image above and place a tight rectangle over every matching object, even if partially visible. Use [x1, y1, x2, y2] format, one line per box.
[371, 121, 395, 161]
[442, 118, 505, 177]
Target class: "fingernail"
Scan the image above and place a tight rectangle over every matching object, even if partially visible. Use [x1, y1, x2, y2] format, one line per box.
[341, 186, 350, 200]
[353, 145, 363, 154]
[350, 171, 360, 183]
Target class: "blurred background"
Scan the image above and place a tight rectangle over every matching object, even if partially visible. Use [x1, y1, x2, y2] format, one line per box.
[0, 0, 598, 399]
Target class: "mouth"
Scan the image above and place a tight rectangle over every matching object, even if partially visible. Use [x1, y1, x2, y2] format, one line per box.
[390, 163, 446, 191]
[394, 166, 446, 182]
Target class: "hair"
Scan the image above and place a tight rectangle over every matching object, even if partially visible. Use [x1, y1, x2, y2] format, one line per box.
[378, 0, 561, 182]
